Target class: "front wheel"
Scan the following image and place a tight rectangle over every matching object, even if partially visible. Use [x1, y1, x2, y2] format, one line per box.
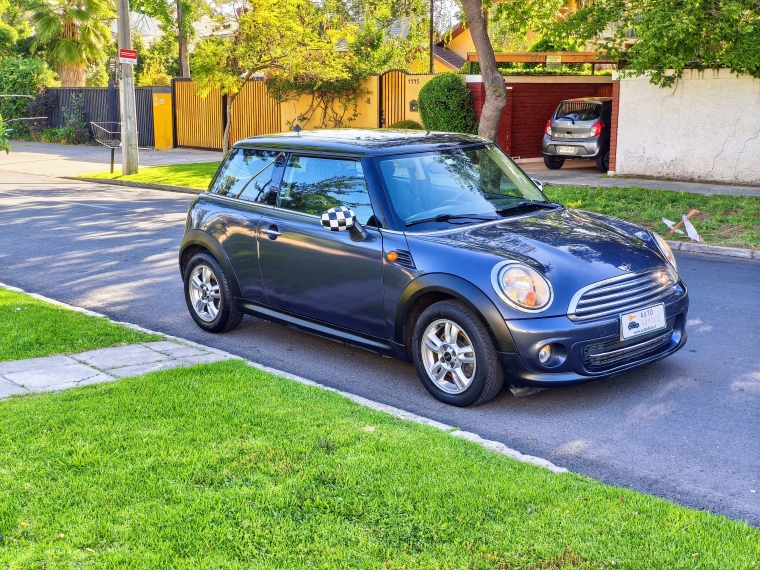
[544, 155, 565, 170]
[183, 252, 243, 333]
[412, 300, 505, 407]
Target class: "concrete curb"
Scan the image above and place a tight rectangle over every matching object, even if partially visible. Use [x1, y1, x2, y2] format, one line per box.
[63, 176, 202, 195]
[0, 282, 568, 475]
[667, 240, 760, 260]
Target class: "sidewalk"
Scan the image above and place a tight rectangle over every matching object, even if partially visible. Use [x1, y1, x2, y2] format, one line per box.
[1, 141, 222, 178]
[521, 159, 760, 198]
[0, 341, 229, 398]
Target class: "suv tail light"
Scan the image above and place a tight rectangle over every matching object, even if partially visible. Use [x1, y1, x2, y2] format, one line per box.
[589, 121, 604, 137]
[545, 119, 552, 136]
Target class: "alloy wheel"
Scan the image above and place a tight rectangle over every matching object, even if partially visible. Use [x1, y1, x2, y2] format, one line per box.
[421, 319, 477, 394]
[188, 264, 221, 322]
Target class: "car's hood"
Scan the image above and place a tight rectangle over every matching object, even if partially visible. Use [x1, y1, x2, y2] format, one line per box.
[405, 208, 670, 317]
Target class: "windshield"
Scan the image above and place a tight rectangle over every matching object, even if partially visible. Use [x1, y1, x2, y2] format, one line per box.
[376, 145, 548, 229]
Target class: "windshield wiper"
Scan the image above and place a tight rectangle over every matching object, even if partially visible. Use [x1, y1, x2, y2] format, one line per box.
[496, 201, 559, 216]
[406, 213, 496, 227]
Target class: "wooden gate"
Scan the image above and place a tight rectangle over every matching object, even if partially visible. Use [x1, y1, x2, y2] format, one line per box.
[379, 70, 406, 127]
[173, 79, 223, 150]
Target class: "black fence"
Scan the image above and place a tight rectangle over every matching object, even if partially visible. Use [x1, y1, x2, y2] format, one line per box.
[47, 86, 155, 148]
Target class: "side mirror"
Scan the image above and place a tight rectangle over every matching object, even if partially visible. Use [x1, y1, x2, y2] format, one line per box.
[320, 206, 367, 242]
[531, 178, 544, 192]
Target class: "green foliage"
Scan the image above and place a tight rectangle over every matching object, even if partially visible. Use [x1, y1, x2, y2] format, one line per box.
[0, 113, 12, 153]
[30, 0, 114, 86]
[0, 56, 58, 139]
[418, 72, 477, 134]
[389, 119, 424, 129]
[134, 33, 178, 85]
[555, 0, 760, 87]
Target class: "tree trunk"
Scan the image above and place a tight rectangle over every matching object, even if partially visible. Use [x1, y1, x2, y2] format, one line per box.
[459, 0, 506, 142]
[222, 93, 235, 153]
[57, 64, 87, 87]
[177, 0, 190, 77]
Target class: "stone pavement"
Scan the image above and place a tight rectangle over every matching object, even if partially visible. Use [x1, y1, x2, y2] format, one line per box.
[0, 341, 229, 399]
[520, 159, 760, 198]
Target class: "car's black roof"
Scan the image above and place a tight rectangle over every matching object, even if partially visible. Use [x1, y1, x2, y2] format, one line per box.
[233, 129, 489, 157]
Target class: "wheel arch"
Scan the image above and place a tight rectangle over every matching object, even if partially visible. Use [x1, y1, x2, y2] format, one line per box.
[179, 230, 243, 298]
[396, 274, 517, 359]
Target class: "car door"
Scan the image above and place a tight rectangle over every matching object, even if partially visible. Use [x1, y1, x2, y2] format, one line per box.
[208, 148, 284, 303]
[257, 154, 386, 338]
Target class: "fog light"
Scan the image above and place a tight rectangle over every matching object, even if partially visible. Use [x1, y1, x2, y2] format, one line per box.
[538, 344, 553, 365]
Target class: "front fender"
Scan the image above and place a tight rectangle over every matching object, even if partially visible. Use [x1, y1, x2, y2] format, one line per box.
[395, 273, 517, 353]
[179, 229, 242, 298]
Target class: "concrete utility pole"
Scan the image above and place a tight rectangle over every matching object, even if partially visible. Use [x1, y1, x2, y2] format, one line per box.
[117, 0, 139, 174]
[177, 0, 190, 77]
[429, 0, 434, 74]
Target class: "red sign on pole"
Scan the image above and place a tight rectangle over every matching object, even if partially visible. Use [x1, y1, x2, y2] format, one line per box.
[119, 49, 138, 65]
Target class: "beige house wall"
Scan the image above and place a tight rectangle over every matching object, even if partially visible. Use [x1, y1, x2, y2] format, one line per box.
[613, 69, 760, 184]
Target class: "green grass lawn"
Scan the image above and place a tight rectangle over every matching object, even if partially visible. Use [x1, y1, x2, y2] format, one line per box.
[82, 162, 760, 250]
[0, 288, 160, 362]
[81, 162, 219, 190]
[545, 185, 760, 250]
[1, 359, 758, 568]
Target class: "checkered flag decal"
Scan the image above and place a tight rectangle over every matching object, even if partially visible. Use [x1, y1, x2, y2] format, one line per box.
[321, 206, 356, 232]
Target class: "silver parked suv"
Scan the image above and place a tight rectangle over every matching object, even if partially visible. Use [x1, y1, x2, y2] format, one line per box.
[542, 97, 612, 173]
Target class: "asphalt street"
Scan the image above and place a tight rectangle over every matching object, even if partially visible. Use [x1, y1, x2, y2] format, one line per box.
[1, 172, 758, 526]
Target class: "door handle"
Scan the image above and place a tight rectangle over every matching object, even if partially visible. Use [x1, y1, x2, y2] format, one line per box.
[262, 225, 281, 239]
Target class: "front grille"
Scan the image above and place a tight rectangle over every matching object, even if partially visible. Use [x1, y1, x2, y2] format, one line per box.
[568, 270, 679, 322]
[583, 317, 676, 371]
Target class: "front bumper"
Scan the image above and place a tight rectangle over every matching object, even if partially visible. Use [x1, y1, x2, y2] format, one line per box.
[542, 135, 603, 159]
[498, 287, 689, 388]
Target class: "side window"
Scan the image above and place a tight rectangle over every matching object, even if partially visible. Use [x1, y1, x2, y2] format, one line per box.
[279, 156, 377, 225]
[210, 149, 281, 204]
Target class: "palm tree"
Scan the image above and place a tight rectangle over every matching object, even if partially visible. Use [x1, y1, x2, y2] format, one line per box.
[31, 0, 114, 87]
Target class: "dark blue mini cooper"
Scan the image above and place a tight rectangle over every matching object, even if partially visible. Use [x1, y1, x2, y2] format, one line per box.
[180, 130, 688, 406]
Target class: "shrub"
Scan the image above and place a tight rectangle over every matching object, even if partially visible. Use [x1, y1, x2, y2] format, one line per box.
[418, 72, 478, 134]
[0, 56, 58, 139]
[389, 119, 423, 130]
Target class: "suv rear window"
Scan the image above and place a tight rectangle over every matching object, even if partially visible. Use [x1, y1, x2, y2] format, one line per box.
[554, 101, 601, 122]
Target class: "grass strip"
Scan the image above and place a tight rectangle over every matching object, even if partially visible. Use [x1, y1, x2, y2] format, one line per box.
[0, 359, 757, 568]
[82, 163, 760, 249]
[80, 162, 219, 190]
[545, 185, 760, 250]
[0, 288, 161, 362]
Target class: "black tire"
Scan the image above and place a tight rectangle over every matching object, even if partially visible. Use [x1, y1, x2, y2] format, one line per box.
[183, 252, 243, 333]
[544, 155, 565, 170]
[596, 148, 610, 173]
[411, 300, 505, 407]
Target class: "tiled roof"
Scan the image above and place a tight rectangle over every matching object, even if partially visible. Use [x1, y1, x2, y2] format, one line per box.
[433, 46, 466, 71]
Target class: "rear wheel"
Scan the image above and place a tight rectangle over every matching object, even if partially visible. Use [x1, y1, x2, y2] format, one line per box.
[183, 252, 243, 333]
[596, 148, 610, 172]
[544, 155, 565, 170]
[412, 300, 504, 407]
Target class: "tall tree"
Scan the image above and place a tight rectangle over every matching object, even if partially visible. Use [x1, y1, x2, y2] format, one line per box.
[30, 0, 114, 87]
[459, 0, 505, 141]
[193, 0, 347, 152]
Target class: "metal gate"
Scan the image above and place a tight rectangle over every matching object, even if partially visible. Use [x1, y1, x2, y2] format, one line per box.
[379, 70, 406, 128]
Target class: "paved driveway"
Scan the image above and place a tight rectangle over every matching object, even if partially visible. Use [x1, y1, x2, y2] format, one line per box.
[1, 171, 758, 526]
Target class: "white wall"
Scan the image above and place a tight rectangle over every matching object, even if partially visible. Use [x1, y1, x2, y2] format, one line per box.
[614, 69, 760, 184]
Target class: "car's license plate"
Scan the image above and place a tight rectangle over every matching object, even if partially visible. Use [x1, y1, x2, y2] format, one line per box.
[557, 146, 576, 154]
[621, 304, 667, 340]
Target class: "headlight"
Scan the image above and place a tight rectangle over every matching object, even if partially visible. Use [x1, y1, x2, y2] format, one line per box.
[491, 261, 553, 312]
[651, 231, 678, 272]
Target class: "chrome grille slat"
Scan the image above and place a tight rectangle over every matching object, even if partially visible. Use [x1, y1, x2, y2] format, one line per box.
[576, 280, 665, 306]
[569, 270, 680, 322]
[574, 283, 675, 316]
[580, 275, 654, 298]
